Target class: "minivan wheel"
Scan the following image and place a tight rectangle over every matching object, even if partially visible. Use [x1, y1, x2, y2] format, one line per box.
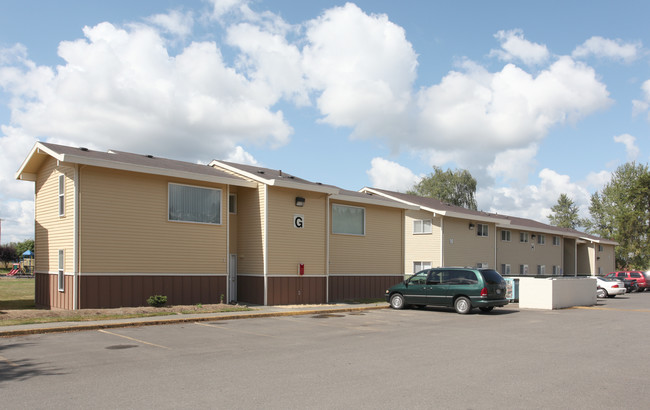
[479, 306, 494, 313]
[454, 297, 472, 314]
[390, 293, 405, 310]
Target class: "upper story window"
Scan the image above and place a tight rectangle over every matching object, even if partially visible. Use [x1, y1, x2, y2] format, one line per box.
[332, 204, 365, 235]
[477, 223, 488, 237]
[413, 219, 432, 234]
[537, 234, 545, 245]
[598, 244, 604, 252]
[58, 174, 65, 217]
[520, 232, 529, 243]
[501, 230, 511, 242]
[168, 183, 221, 224]
[553, 236, 561, 246]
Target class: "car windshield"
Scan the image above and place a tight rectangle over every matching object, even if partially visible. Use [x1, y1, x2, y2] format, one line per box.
[480, 270, 504, 285]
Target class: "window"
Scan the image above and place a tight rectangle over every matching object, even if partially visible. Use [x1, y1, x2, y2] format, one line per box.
[598, 244, 604, 252]
[520, 232, 529, 243]
[501, 230, 511, 242]
[501, 264, 511, 275]
[413, 261, 432, 273]
[537, 265, 546, 275]
[553, 265, 561, 276]
[537, 235, 545, 245]
[168, 183, 221, 224]
[476, 262, 488, 268]
[520, 264, 529, 275]
[58, 250, 65, 291]
[58, 174, 65, 217]
[229, 194, 237, 214]
[332, 204, 365, 235]
[413, 219, 432, 234]
[409, 270, 429, 285]
[477, 224, 488, 237]
[553, 236, 561, 246]
[445, 270, 478, 285]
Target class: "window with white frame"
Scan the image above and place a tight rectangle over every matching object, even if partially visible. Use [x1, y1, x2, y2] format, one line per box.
[58, 174, 65, 217]
[598, 244, 604, 252]
[477, 262, 488, 268]
[537, 265, 546, 275]
[501, 264, 511, 275]
[537, 234, 545, 245]
[520, 232, 529, 243]
[520, 264, 529, 275]
[553, 265, 561, 275]
[332, 204, 365, 235]
[553, 236, 561, 246]
[413, 219, 432, 234]
[168, 183, 221, 224]
[413, 261, 432, 273]
[58, 250, 65, 291]
[477, 224, 488, 237]
[229, 194, 237, 214]
[501, 230, 511, 242]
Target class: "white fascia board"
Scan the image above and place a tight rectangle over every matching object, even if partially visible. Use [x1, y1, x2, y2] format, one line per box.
[209, 160, 273, 185]
[58, 155, 258, 188]
[330, 193, 418, 209]
[15, 142, 63, 180]
[359, 187, 426, 211]
[443, 211, 507, 225]
[273, 179, 339, 194]
[495, 223, 563, 236]
[579, 236, 618, 246]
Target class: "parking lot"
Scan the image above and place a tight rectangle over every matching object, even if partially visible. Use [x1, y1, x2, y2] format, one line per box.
[2, 293, 650, 409]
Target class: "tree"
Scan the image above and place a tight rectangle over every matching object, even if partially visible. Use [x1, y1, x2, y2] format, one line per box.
[14, 239, 34, 257]
[0, 244, 18, 268]
[585, 162, 650, 269]
[548, 193, 586, 229]
[408, 166, 478, 210]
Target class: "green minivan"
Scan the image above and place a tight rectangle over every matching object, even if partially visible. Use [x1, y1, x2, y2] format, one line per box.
[385, 267, 509, 314]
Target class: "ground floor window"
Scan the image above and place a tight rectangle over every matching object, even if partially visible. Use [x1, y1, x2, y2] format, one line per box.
[552, 265, 561, 275]
[413, 261, 431, 273]
[58, 250, 65, 291]
[520, 264, 529, 275]
[501, 264, 511, 275]
[537, 265, 546, 275]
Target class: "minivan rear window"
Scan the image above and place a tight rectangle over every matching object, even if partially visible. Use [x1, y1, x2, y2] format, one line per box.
[480, 270, 504, 285]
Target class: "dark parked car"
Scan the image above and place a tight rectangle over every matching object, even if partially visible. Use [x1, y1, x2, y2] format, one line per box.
[385, 267, 509, 314]
[606, 271, 648, 292]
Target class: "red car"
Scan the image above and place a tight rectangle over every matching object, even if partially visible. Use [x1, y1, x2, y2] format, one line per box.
[606, 271, 649, 292]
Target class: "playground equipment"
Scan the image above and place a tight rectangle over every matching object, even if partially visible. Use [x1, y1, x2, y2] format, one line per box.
[8, 263, 21, 276]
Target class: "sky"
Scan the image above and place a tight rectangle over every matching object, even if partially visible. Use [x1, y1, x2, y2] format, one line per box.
[1, 0, 649, 244]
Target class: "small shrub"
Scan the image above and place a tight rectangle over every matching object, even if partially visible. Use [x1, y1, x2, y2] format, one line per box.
[147, 295, 168, 307]
[220, 294, 225, 304]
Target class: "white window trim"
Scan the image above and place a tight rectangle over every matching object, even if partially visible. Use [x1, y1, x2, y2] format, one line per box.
[501, 230, 511, 242]
[538, 265, 546, 275]
[58, 249, 65, 292]
[413, 219, 432, 235]
[168, 183, 222, 225]
[477, 223, 489, 237]
[501, 264, 511, 275]
[520, 232, 529, 243]
[553, 236, 561, 246]
[413, 261, 432, 273]
[332, 204, 366, 236]
[58, 174, 65, 217]
[537, 234, 545, 245]
[520, 264, 529, 275]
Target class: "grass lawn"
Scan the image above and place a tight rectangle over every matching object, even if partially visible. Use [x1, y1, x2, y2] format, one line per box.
[0, 278, 36, 309]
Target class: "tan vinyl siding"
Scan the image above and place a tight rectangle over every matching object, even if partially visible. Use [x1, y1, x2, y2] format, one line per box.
[35, 157, 75, 274]
[329, 201, 402, 275]
[496, 228, 563, 274]
[442, 217, 495, 267]
[404, 210, 442, 273]
[266, 188, 327, 276]
[229, 188, 238, 254]
[79, 166, 227, 274]
[236, 184, 264, 275]
[596, 244, 615, 274]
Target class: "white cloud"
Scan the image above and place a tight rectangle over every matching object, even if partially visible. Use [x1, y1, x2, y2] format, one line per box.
[478, 168, 593, 223]
[490, 29, 550, 65]
[366, 158, 421, 192]
[613, 133, 639, 161]
[225, 146, 258, 165]
[487, 145, 539, 184]
[632, 79, 650, 120]
[145, 9, 194, 38]
[572, 36, 642, 63]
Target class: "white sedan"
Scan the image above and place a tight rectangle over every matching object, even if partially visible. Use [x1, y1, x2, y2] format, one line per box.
[596, 276, 626, 298]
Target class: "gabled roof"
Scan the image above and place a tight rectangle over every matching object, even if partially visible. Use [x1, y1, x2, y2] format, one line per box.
[361, 187, 507, 224]
[362, 187, 618, 245]
[16, 142, 257, 188]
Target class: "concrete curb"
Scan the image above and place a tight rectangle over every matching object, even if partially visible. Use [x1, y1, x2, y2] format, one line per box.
[0, 304, 388, 338]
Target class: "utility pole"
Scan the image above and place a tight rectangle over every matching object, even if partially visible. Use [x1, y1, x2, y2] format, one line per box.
[0, 218, 3, 245]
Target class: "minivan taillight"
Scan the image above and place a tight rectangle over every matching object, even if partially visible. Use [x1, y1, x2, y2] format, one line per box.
[481, 287, 488, 296]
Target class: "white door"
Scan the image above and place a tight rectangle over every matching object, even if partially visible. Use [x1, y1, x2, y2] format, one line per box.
[229, 254, 237, 303]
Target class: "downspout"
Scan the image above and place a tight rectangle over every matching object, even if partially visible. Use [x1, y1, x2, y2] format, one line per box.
[494, 225, 497, 269]
[226, 185, 230, 303]
[73, 164, 79, 310]
[574, 240, 577, 277]
[263, 184, 269, 306]
[326, 194, 330, 303]
[440, 217, 445, 267]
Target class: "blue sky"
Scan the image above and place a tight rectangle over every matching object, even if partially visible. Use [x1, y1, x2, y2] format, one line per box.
[1, 0, 649, 244]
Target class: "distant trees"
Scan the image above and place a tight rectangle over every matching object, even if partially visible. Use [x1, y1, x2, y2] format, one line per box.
[0, 239, 34, 268]
[408, 166, 478, 210]
[548, 193, 586, 229]
[585, 162, 650, 269]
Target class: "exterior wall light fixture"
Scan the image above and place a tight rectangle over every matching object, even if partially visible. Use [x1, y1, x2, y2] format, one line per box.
[295, 197, 305, 207]
[469, 223, 475, 230]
